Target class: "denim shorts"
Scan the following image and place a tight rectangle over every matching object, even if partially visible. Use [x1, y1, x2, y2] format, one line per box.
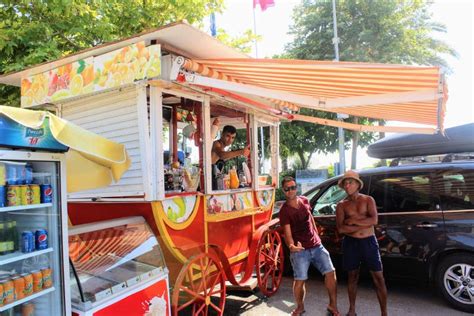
[289, 244, 335, 280]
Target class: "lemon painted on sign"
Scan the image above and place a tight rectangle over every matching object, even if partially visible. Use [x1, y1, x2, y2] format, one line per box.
[20, 43, 161, 107]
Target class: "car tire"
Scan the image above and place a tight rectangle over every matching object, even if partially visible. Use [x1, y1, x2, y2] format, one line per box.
[436, 253, 474, 313]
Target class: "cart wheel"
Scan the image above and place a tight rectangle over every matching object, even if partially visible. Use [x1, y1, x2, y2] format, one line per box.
[256, 229, 284, 297]
[172, 252, 226, 316]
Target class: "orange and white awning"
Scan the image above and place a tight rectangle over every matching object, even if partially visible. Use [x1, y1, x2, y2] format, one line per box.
[172, 57, 446, 134]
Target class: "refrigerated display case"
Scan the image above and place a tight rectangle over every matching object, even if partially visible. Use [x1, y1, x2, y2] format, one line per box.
[0, 151, 70, 316]
[69, 216, 170, 316]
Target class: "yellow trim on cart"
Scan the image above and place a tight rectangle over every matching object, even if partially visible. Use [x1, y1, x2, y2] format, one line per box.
[151, 201, 188, 264]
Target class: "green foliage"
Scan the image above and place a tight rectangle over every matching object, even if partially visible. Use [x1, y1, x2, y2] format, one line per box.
[217, 28, 261, 54]
[0, 0, 224, 106]
[280, 0, 455, 166]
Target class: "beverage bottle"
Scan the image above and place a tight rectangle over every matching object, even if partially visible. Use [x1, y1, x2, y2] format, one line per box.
[6, 221, 14, 253]
[229, 166, 240, 189]
[12, 221, 19, 252]
[0, 223, 6, 255]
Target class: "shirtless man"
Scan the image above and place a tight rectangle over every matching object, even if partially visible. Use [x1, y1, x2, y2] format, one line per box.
[336, 170, 388, 316]
[211, 124, 250, 164]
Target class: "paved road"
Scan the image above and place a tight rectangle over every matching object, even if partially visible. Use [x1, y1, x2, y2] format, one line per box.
[223, 275, 471, 316]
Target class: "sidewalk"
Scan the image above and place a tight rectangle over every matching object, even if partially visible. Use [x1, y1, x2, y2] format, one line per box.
[223, 275, 471, 316]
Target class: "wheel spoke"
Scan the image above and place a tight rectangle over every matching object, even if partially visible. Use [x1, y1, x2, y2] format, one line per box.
[467, 287, 474, 303]
[209, 301, 224, 313]
[181, 286, 206, 301]
[461, 264, 470, 278]
[450, 284, 464, 298]
[446, 270, 461, 283]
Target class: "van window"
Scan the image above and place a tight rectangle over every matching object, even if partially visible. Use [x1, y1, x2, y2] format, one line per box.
[369, 173, 436, 213]
[435, 170, 474, 210]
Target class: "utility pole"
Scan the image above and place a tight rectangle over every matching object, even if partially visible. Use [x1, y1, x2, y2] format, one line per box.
[332, 0, 347, 175]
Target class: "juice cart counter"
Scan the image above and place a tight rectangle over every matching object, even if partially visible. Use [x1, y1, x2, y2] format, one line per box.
[69, 216, 170, 316]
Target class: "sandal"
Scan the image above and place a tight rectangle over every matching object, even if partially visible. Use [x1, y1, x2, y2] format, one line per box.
[327, 307, 341, 316]
[291, 308, 306, 316]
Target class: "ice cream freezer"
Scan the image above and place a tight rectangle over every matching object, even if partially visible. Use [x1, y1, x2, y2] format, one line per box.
[69, 216, 170, 316]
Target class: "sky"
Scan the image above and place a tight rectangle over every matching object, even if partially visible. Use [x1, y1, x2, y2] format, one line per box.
[213, 0, 473, 168]
[214, 0, 473, 128]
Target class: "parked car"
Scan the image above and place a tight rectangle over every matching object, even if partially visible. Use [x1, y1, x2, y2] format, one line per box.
[276, 156, 474, 313]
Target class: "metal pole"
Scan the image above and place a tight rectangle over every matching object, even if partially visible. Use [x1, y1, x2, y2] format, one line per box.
[253, 5, 264, 172]
[332, 0, 345, 174]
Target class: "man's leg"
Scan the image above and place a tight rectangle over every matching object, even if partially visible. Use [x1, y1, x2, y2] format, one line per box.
[324, 271, 338, 314]
[370, 271, 388, 316]
[293, 280, 306, 314]
[347, 269, 359, 316]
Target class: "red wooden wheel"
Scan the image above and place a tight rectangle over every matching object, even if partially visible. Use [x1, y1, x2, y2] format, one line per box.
[256, 229, 284, 296]
[172, 252, 226, 316]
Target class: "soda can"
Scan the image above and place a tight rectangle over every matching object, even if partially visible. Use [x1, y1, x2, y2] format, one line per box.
[0, 279, 14, 304]
[40, 184, 53, 203]
[0, 162, 5, 186]
[29, 184, 40, 204]
[41, 267, 52, 288]
[31, 270, 43, 293]
[0, 185, 5, 207]
[22, 302, 35, 316]
[21, 231, 34, 253]
[25, 164, 33, 185]
[20, 273, 33, 296]
[5, 164, 17, 185]
[6, 185, 20, 206]
[18, 185, 30, 205]
[35, 229, 48, 250]
[11, 276, 25, 300]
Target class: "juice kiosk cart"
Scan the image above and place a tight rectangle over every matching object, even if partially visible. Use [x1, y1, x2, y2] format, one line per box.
[0, 22, 446, 315]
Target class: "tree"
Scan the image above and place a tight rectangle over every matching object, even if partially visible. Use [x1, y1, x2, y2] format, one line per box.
[217, 28, 261, 54]
[283, 0, 455, 168]
[0, 0, 224, 105]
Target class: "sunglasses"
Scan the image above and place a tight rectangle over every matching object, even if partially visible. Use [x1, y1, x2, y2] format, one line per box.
[283, 185, 297, 192]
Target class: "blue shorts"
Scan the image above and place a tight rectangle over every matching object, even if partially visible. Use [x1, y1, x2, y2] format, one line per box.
[289, 244, 335, 280]
[342, 235, 382, 272]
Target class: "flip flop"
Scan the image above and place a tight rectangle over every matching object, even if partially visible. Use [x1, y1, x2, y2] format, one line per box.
[327, 307, 341, 316]
[291, 308, 306, 316]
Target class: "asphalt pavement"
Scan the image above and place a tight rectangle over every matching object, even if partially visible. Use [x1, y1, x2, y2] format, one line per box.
[223, 274, 472, 316]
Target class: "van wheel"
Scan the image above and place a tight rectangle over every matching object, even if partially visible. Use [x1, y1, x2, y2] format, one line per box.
[436, 254, 474, 313]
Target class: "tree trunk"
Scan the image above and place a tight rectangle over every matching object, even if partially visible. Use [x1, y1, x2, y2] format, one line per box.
[351, 117, 360, 169]
[297, 151, 307, 169]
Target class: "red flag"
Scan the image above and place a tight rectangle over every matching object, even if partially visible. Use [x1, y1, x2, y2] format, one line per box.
[253, 0, 275, 12]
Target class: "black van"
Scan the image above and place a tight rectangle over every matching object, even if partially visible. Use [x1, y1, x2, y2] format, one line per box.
[302, 157, 474, 312]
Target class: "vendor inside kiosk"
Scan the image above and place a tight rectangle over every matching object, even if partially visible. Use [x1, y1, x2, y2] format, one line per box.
[161, 93, 277, 197]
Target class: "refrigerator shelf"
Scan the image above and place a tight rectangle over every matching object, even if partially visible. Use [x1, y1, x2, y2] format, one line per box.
[0, 247, 53, 265]
[0, 203, 52, 213]
[0, 287, 55, 312]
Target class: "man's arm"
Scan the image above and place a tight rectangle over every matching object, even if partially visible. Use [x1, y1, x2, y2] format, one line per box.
[282, 224, 304, 252]
[212, 141, 250, 161]
[344, 196, 378, 226]
[336, 203, 370, 234]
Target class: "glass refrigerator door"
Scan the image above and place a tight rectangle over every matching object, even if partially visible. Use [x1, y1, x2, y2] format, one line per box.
[0, 152, 69, 316]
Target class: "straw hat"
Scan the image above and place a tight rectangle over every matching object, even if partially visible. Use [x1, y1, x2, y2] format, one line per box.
[338, 170, 364, 190]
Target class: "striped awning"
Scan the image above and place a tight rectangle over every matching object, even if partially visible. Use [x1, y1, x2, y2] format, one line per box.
[178, 58, 446, 133]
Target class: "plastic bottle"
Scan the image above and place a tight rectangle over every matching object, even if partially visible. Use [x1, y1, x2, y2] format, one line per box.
[229, 167, 240, 189]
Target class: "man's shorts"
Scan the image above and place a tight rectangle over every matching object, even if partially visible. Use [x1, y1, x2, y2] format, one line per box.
[342, 235, 383, 272]
[290, 244, 335, 280]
